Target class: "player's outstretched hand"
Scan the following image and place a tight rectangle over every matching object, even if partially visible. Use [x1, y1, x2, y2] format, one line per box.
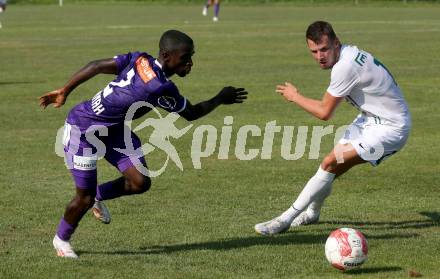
[217, 86, 248, 105]
[276, 82, 299, 102]
[39, 88, 67, 109]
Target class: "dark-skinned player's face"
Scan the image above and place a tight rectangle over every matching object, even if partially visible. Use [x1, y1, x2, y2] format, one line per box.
[164, 45, 194, 78]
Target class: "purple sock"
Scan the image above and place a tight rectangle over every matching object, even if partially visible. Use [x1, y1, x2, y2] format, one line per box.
[96, 180, 125, 201]
[214, 3, 220, 17]
[56, 218, 77, 241]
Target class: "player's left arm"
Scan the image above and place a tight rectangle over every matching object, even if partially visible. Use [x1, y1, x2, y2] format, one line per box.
[179, 86, 248, 121]
[39, 58, 118, 109]
[276, 82, 343, 121]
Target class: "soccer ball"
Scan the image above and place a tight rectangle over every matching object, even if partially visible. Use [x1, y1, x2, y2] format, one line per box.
[324, 228, 368, 270]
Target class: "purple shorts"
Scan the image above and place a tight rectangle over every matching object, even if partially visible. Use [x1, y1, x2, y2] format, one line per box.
[63, 123, 146, 189]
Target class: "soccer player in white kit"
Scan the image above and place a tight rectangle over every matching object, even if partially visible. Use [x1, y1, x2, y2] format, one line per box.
[255, 21, 411, 235]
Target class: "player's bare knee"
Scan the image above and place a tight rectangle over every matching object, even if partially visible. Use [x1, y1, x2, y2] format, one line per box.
[321, 154, 337, 172]
[126, 175, 151, 194]
[138, 175, 151, 193]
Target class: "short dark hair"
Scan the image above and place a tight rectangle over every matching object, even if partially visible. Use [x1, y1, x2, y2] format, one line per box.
[306, 21, 337, 44]
[159, 30, 193, 53]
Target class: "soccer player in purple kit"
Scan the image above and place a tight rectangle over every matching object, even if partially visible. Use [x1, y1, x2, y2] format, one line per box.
[39, 30, 247, 258]
[202, 0, 221, 22]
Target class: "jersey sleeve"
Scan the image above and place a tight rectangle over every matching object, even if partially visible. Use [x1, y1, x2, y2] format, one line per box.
[113, 52, 133, 75]
[157, 81, 187, 113]
[327, 61, 360, 97]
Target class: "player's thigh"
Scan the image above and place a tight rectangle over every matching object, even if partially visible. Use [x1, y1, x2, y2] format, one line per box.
[322, 143, 366, 176]
[103, 125, 150, 189]
[63, 123, 98, 191]
[65, 152, 98, 191]
[338, 122, 409, 166]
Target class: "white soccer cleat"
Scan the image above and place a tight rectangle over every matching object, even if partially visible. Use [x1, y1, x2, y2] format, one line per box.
[254, 217, 291, 235]
[212, 16, 219, 22]
[92, 200, 111, 224]
[202, 7, 208, 16]
[53, 235, 78, 259]
[290, 210, 320, 227]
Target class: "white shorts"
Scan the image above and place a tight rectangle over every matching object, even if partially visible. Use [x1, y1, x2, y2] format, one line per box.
[338, 114, 410, 166]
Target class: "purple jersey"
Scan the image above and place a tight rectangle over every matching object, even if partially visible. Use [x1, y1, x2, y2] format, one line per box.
[66, 52, 187, 131]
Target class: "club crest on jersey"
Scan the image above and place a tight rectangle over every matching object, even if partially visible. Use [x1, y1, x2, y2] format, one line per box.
[158, 96, 177, 110]
[136, 57, 157, 83]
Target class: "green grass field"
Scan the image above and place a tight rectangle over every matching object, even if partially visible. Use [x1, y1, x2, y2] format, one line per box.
[1, 2, 439, 278]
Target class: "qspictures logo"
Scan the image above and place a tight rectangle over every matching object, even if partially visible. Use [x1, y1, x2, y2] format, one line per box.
[55, 101, 384, 177]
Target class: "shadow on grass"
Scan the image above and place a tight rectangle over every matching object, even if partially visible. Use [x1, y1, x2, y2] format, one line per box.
[77, 229, 419, 256]
[140, 233, 323, 254]
[78, 232, 323, 256]
[344, 266, 402, 274]
[77, 212, 438, 257]
[321, 211, 440, 230]
[420, 211, 440, 222]
[0, 81, 42, 86]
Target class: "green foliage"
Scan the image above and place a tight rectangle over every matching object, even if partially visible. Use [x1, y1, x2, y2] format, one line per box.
[0, 2, 439, 278]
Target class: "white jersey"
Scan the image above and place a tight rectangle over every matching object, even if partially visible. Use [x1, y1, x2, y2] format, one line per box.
[327, 45, 411, 130]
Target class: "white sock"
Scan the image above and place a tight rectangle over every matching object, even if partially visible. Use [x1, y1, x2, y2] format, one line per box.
[279, 206, 301, 223]
[293, 166, 335, 211]
[307, 185, 332, 215]
[278, 167, 335, 223]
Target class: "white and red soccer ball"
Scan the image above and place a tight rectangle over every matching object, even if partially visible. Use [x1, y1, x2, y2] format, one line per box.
[325, 228, 368, 270]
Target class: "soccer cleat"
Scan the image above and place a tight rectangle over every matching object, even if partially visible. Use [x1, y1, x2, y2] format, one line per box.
[254, 217, 291, 235]
[53, 235, 78, 259]
[92, 200, 111, 224]
[202, 7, 208, 16]
[212, 16, 219, 22]
[290, 210, 320, 227]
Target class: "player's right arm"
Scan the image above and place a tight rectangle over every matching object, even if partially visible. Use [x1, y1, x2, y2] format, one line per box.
[179, 86, 248, 121]
[39, 58, 118, 109]
[276, 82, 343, 121]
